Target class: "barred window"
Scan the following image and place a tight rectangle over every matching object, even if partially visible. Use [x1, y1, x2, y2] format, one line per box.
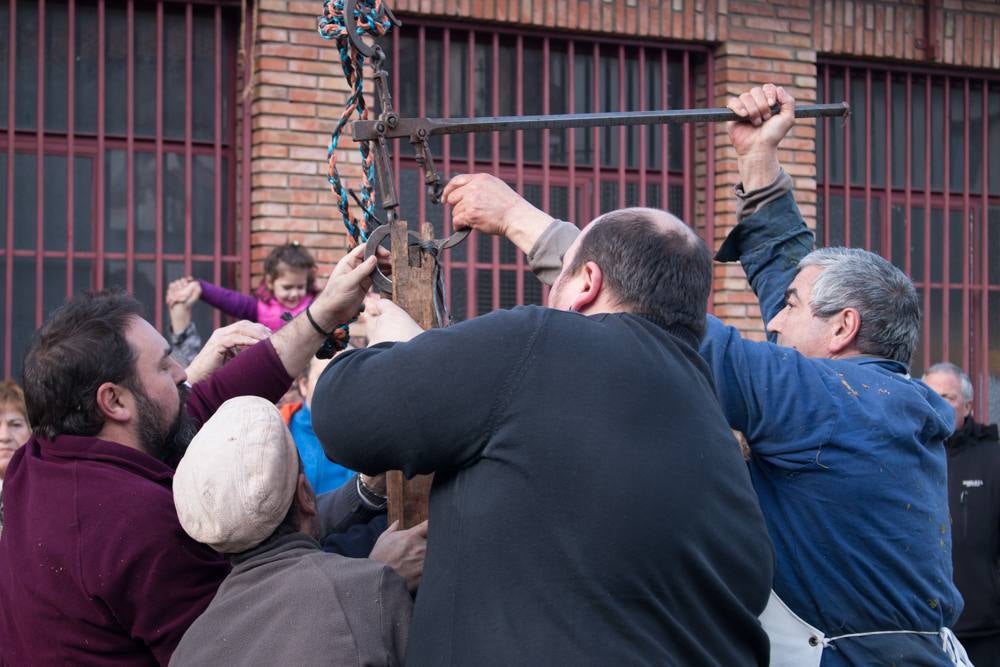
[816, 61, 1000, 419]
[388, 21, 709, 321]
[0, 0, 243, 378]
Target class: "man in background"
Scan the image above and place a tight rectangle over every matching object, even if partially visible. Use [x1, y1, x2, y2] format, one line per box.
[925, 362, 1000, 666]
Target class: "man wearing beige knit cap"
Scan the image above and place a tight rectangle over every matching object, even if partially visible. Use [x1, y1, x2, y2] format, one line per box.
[170, 396, 412, 666]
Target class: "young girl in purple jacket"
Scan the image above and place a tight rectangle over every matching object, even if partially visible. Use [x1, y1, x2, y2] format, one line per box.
[187, 243, 320, 332]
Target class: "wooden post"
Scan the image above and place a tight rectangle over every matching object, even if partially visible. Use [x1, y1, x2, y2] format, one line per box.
[386, 219, 436, 528]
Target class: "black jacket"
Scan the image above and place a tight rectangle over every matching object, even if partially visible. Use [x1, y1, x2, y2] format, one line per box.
[947, 416, 1000, 637]
[314, 305, 775, 667]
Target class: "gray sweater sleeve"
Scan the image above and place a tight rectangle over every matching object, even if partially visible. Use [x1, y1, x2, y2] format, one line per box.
[526, 220, 581, 286]
[733, 168, 793, 223]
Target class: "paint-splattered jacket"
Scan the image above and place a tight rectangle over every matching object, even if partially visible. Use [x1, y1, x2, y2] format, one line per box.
[701, 184, 963, 664]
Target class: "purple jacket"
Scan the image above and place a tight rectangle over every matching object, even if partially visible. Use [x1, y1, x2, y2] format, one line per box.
[198, 280, 313, 332]
[0, 340, 292, 666]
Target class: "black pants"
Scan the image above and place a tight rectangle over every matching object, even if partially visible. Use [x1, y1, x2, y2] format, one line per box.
[959, 633, 1000, 667]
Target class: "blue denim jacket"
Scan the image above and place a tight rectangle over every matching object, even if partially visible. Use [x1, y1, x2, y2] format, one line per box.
[702, 190, 962, 665]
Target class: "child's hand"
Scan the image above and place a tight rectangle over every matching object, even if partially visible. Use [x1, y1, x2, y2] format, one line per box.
[166, 278, 201, 308]
[166, 278, 202, 335]
[182, 280, 202, 305]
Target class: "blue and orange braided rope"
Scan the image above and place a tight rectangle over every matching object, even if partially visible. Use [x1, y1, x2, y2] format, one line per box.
[318, 0, 394, 247]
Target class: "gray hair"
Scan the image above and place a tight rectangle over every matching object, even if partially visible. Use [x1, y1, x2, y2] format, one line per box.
[923, 362, 974, 402]
[798, 247, 920, 365]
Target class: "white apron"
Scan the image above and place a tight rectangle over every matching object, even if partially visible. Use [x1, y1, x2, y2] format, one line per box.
[759, 590, 974, 667]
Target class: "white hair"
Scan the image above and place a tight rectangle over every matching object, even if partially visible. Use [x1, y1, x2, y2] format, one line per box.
[798, 247, 920, 365]
[923, 362, 974, 402]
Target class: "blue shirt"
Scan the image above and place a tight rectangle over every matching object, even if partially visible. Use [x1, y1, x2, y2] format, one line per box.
[701, 192, 962, 665]
[288, 403, 354, 495]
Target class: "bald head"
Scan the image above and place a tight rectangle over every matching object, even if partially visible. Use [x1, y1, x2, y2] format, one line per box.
[564, 207, 712, 341]
[593, 207, 699, 244]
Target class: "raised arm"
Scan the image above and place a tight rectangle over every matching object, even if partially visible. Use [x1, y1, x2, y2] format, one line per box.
[165, 278, 204, 366]
[183, 320, 272, 386]
[443, 85, 817, 308]
[267, 244, 377, 379]
[165, 278, 200, 335]
[699, 84, 829, 450]
[197, 279, 259, 322]
[713, 83, 815, 335]
[443, 173, 578, 286]
[443, 173, 553, 255]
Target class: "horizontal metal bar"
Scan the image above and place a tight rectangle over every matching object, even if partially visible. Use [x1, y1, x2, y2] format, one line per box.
[352, 103, 850, 141]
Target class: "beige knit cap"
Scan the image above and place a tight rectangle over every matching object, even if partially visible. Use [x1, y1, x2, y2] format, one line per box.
[173, 395, 299, 553]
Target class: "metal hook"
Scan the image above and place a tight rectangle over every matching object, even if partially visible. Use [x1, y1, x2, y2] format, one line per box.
[363, 225, 470, 294]
[363, 224, 402, 294]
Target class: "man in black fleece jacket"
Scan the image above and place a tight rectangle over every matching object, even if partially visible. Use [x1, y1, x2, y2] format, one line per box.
[313, 207, 774, 666]
[925, 362, 1000, 667]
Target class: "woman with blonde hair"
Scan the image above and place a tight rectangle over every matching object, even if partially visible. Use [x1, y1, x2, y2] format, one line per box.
[0, 380, 31, 488]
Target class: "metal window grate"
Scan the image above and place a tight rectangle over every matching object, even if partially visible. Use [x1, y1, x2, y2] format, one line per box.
[0, 0, 246, 379]
[816, 60, 1000, 420]
[388, 19, 711, 321]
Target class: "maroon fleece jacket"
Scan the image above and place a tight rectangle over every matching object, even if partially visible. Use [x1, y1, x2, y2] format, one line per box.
[0, 340, 291, 666]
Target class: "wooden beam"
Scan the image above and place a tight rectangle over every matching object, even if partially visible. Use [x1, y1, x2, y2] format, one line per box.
[386, 220, 436, 528]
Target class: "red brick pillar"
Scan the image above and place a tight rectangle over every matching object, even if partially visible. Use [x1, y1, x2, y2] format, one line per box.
[710, 1, 818, 340]
[250, 0, 358, 284]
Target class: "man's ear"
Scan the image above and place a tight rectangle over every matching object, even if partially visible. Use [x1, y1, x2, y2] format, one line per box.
[828, 307, 861, 357]
[95, 382, 133, 425]
[570, 261, 604, 314]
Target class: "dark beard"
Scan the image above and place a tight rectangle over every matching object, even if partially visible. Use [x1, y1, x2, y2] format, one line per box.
[133, 382, 197, 468]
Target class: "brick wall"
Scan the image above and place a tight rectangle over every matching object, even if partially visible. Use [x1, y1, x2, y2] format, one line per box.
[247, 0, 1000, 336]
[392, 0, 723, 40]
[710, 0, 819, 339]
[814, 0, 1000, 68]
[250, 0, 359, 284]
